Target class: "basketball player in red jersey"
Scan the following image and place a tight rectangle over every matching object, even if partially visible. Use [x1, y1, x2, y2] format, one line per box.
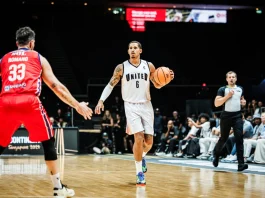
[95, 41, 174, 186]
[0, 27, 93, 197]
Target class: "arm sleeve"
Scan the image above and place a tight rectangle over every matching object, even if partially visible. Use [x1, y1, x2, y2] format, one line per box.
[99, 84, 114, 102]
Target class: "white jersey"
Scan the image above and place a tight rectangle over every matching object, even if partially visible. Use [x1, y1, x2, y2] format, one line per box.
[121, 59, 151, 103]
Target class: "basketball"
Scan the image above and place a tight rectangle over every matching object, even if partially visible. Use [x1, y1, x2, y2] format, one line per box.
[154, 67, 172, 85]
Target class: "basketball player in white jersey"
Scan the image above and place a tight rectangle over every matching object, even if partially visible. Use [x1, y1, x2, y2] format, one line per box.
[95, 41, 174, 186]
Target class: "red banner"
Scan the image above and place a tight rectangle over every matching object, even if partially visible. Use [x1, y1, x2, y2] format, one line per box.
[126, 8, 166, 31]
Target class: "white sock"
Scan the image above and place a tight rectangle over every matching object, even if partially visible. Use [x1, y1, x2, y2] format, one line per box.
[135, 161, 143, 174]
[142, 152, 147, 157]
[50, 173, 62, 189]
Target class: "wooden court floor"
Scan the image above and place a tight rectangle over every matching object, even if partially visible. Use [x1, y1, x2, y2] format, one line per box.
[0, 155, 265, 198]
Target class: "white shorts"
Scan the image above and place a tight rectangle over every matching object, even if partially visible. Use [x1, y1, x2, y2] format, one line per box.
[124, 101, 154, 135]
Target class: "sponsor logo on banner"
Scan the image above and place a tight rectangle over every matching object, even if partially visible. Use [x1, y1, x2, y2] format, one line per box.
[126, 8, 227, 31]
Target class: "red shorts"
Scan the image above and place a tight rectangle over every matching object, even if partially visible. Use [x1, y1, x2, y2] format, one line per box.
[0, 95, 54, 147]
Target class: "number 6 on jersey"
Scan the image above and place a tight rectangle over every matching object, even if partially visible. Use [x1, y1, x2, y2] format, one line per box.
[136, 80, 139, 88]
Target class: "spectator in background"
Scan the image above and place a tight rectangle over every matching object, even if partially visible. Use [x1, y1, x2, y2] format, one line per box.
[253, 124, 265, 163]
[190, 114, 197, 122]
[247, 99, 257, 116]
[111, 96, 124, 117]
[113, 113, 125, 154]
[64, 106, 72, 126]
[197, 124, 220, 160]
[101, 110, 114, 140]
[244, 114, 263, 161]
[186, 113, 211, 157]
[162, 115, 168, 133]
[213, 113, 220, 127]
[177, 123, 187, 140]
[245, 114, 253, 122]
[254, 101, 264, 116]
[188, 113, 211, 139]
[154, 108, 163, 144]
[246, 113, 265, 163]
[155, 120, 179, 157]
[93, 132, 113, 154]
[55, 108, 64, 123]
[176, 119, 199, 157]
[57, 118, 68, 128]
[171, 111, 182, 129]
[49, 117, 59, 128]
[171, 110, 186, 138]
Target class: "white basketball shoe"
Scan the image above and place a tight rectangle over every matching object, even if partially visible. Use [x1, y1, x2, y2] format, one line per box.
[53, 184, 75, 198]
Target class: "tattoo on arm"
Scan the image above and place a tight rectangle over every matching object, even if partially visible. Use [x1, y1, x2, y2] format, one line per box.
[109, 76, 120, 86]
[109, 65, 122, 86]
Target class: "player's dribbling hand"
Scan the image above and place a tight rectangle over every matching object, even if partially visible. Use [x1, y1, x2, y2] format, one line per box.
[95, 100, 104, 114]
[76, 102, 93, 120]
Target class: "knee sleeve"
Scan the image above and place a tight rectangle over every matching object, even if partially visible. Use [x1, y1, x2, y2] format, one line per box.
[41, 137, 57, 161]
[0, 146, 6, 155]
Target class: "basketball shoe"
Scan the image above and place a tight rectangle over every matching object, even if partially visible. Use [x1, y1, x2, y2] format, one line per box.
[53, 184, 75, 197]
[142, 157, 147, 173]
[136, 172, 146, 187]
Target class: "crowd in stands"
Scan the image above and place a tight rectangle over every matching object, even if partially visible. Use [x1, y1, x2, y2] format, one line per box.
[155, 99, 265, 165]
[41, 96, 265, 165]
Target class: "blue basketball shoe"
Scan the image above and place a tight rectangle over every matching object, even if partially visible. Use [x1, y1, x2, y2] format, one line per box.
[136, 172, 146, 187]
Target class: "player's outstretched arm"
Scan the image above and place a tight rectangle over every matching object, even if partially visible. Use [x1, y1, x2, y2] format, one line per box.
[95, 64, 123, 114]
[40, 55, 93, 120]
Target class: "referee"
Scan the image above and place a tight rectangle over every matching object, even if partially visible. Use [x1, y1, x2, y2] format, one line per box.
[213, 71, 248, 171]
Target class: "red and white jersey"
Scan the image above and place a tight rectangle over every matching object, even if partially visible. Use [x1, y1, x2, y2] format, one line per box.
[0, 48, 42, 96]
